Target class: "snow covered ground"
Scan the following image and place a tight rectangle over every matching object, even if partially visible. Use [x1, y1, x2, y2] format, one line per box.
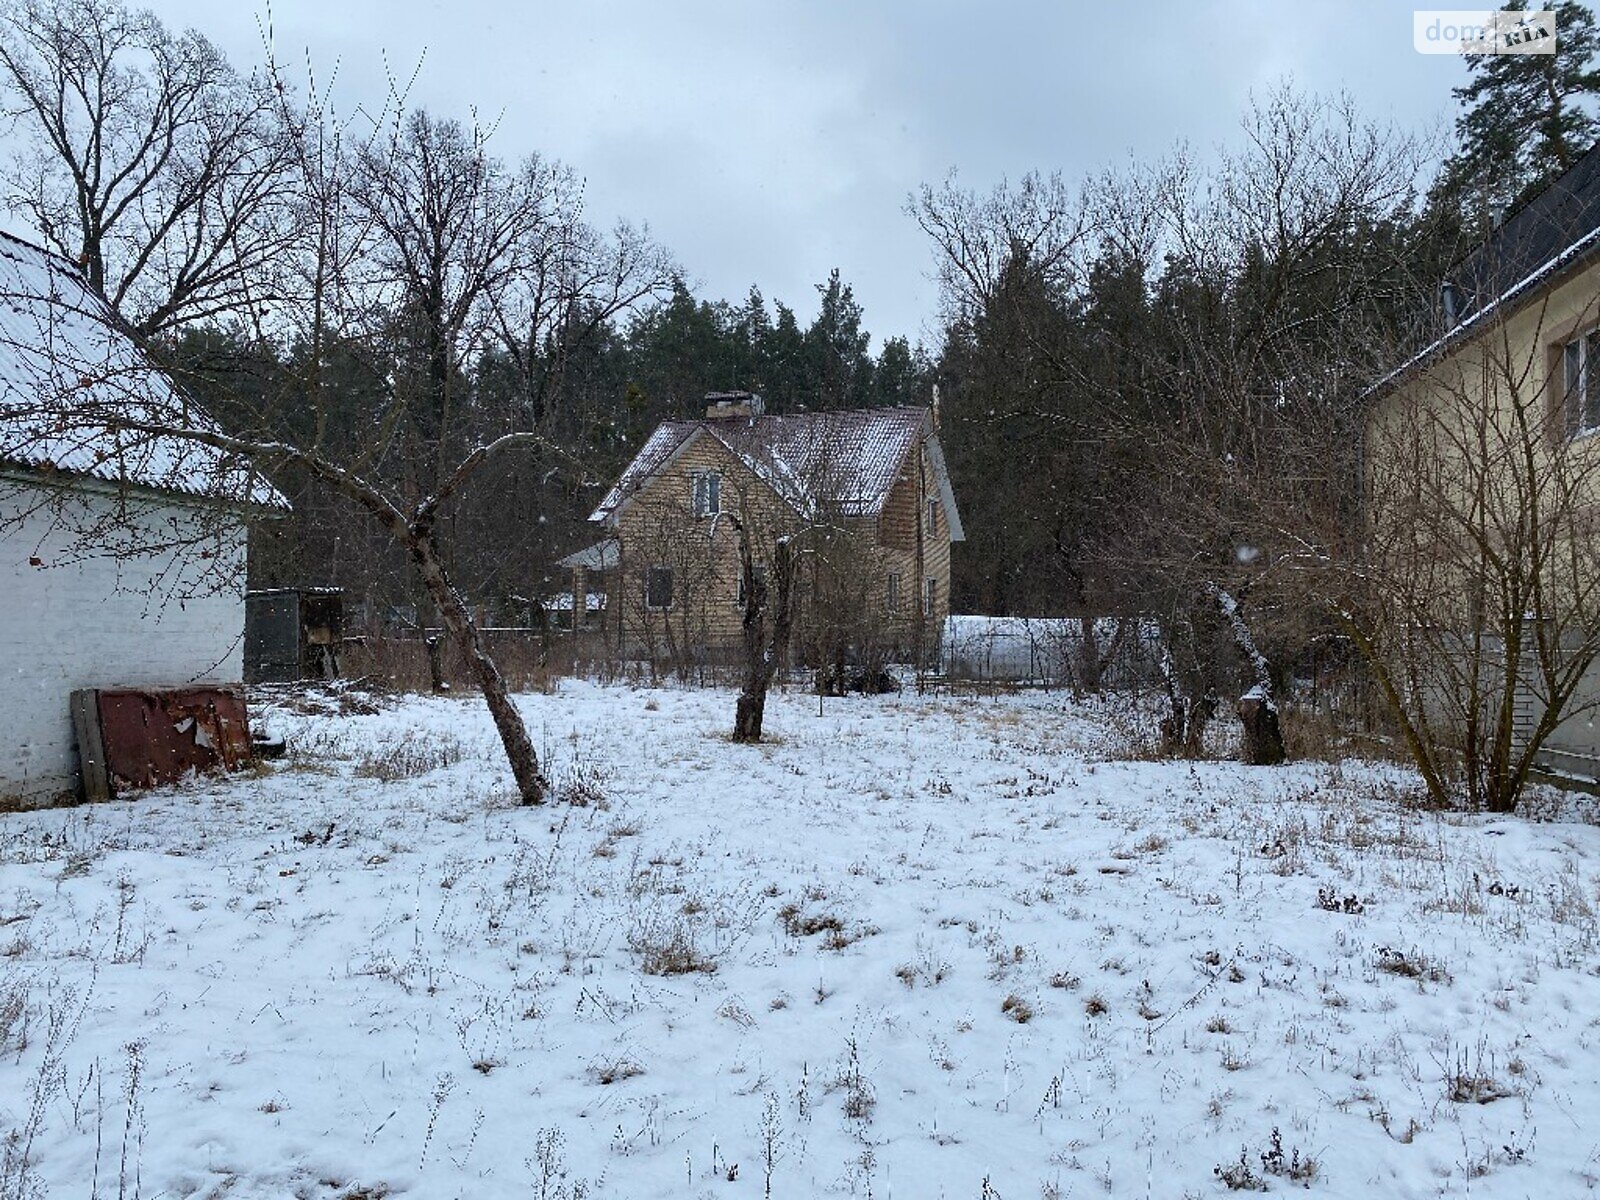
[3, 681, 1599, 1199]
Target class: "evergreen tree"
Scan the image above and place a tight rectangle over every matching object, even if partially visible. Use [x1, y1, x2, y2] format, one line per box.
[763, 301, 809, 408]
[1439, 1, 1600, 228]
[803, 269, 873, 408]
[872, 335, 929, 407]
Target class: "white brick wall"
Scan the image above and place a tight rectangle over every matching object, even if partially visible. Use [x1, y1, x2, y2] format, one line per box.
[0, 479, 248, 804]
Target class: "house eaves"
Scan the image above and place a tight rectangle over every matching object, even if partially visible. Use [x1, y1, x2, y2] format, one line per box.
[1365, 219, 1600, 404]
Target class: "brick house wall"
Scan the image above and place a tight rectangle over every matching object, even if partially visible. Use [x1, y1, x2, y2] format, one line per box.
[607, 419, 954, 667]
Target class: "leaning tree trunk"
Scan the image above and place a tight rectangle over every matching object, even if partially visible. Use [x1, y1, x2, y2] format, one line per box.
[411, 536, 548, 803]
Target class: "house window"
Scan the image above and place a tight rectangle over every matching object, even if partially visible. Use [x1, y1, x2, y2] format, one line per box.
[886, 572, 902, 614]
[1564, 328, 1600, 435]
[927, 497, 939, 533]
[736, 565, 767, 608]
[645, 566, 674, 611]
[923, 576, 938, 617]
[692, 471, 721, 517]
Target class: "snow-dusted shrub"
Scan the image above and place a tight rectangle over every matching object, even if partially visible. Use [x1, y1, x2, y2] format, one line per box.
[1439, 1038, 1516, 1105]
[1215, 1128, 1318, 1190]
[1000, 993, 1034, 1023]
[627, 909, 716, 976]
[1374, 945, 1449, 984]
[555, 748, 610, 809]
[834, 1036, 875, 1122]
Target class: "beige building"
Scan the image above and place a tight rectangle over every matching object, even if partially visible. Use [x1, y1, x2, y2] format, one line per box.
[1366, 145, 1600, 780]
[561, 392, 963, 670]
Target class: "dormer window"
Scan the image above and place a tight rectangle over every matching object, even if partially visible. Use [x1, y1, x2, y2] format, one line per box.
[1563, 328, 1600, 436]
[692, 471, 721, 517]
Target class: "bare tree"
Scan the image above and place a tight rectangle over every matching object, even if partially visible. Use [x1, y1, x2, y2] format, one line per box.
[910, 168, 1091, 330]
[1350, 286, 1600, 812]
[617, 495, 723, 684]
[0, 9, 674, 803]
[0, 0, 294, 336]
[729, 514, 796, 742]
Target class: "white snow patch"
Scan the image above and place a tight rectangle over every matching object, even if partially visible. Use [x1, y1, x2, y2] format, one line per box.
[0, 681, 1596, 1197]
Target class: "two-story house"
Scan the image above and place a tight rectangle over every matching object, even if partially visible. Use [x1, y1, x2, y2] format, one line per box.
[560, 392, 963, 670]
[1365, 143, 1600, 783]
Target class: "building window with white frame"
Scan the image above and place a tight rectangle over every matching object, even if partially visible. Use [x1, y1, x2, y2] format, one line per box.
[692, 470, 721, 517]
[923, 575, 938, 617]
[886, 572, 902, 614]
[927, 497, 939, 533]
[1564, 328, 1600, 436]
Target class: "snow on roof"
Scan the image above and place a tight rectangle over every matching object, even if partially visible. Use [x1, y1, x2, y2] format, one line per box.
[1366, 221, 1600, 401]
[0, 233, 288, 510]
[591, 406, 964, 539]
[556, 537, 620, 570]
[1368, 143, 1600, 402]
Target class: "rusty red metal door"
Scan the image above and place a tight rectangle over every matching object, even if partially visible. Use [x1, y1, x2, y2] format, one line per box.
[91, 688, 254, 795]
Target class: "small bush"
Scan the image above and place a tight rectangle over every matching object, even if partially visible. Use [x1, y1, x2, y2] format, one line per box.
[1001, 993, 1034, 1023]
[836, 1036, 875, 1122]
[778, 904, 844, 938]
[1215, 1128, 1317, 1191]
[591, 1057, 645, 1085]
[1375, 945, 1449, 984]
[628, 919, 716, 976]
[1214, 1146, 1265, 1192]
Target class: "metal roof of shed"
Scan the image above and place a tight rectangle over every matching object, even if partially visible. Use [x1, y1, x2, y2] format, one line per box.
[0, 232, 287, 510]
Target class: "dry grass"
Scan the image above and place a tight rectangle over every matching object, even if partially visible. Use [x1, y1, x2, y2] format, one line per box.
[342, 632, 567, 695]
[1374, 945, 1450, 984]
[628, 922, 717, 976]
[1000, 993, 1034, 1023]
[352, 731, 466, 781]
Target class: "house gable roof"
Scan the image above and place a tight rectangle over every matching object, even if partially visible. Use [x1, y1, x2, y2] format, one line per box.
[0, 232, 288, 510]
[590, 405, 964, 541]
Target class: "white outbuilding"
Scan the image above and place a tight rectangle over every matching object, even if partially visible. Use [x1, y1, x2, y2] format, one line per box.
[0, 233, 286, 806]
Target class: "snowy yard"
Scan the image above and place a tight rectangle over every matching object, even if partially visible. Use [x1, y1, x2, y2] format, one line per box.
[3, 681, 1600, 1199]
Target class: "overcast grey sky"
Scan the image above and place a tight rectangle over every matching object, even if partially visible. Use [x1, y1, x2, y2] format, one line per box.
[143, 0, 1470, 348]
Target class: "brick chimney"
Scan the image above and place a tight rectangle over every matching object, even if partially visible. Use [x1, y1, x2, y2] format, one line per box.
[704, 390, 765, 420]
